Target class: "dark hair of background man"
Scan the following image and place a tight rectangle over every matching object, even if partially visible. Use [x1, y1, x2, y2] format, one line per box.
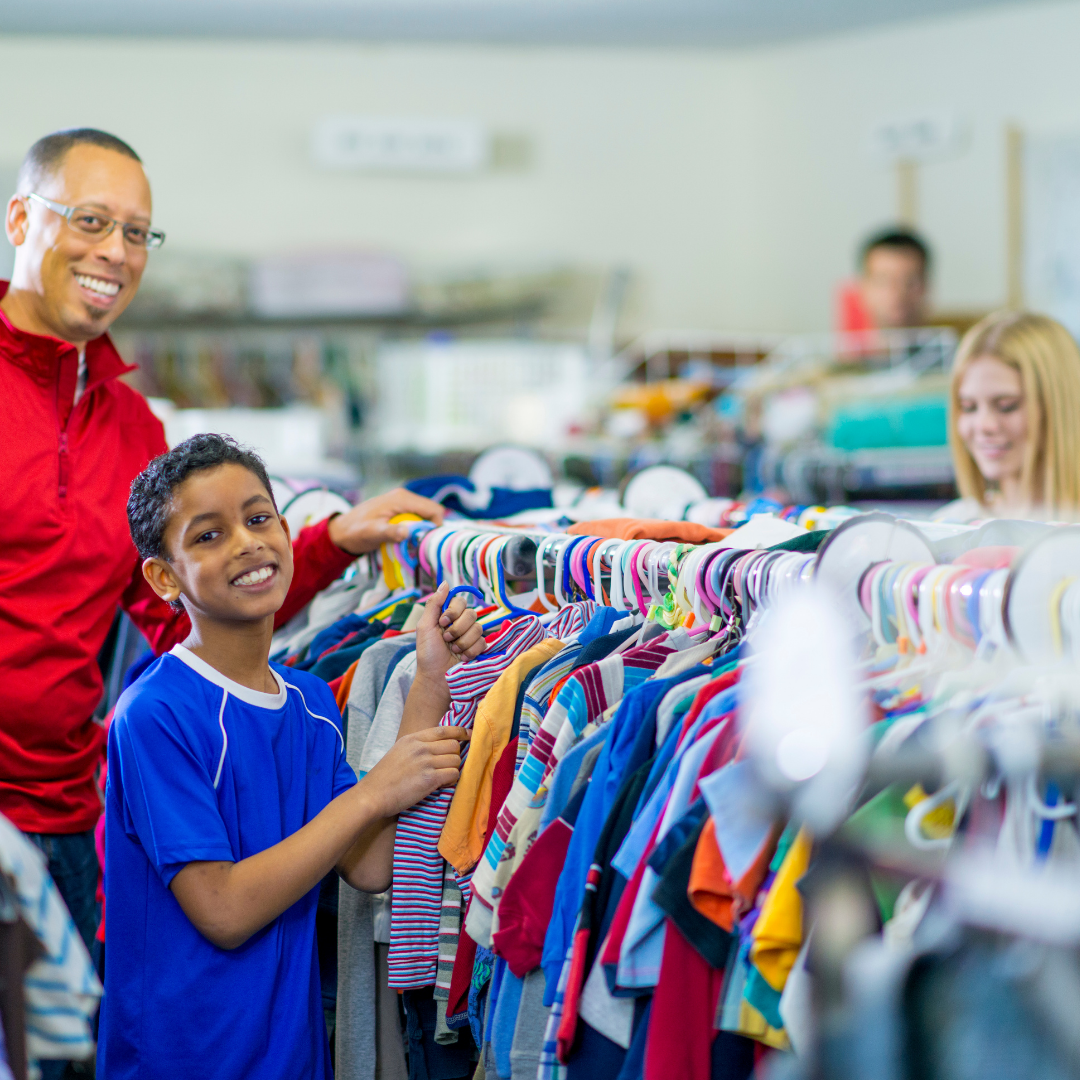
[859, 227, 931, 275]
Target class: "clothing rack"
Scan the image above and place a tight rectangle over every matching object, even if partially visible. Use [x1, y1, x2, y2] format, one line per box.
[314, 510, 1080, 1080]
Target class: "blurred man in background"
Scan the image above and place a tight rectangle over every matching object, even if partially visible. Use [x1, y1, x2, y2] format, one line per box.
[837, 226, 932, 332]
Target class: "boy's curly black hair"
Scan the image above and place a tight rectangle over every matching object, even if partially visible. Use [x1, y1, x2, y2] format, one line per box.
[127, 433, 276, 562]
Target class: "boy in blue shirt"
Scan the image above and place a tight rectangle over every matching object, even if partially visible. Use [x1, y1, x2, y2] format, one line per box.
[98, 433, 484, 1080]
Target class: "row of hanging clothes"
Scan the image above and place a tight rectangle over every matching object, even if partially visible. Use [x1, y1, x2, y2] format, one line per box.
[731, 514, 1080, 1080]
[268, 504, 1080, 1080]
[266, 508, 845, 1080]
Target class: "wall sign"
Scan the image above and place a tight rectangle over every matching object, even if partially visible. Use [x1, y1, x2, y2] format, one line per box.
[311, 116, 490, 174]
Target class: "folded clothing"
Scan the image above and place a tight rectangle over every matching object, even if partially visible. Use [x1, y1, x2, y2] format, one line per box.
[406, 475, 553, 520]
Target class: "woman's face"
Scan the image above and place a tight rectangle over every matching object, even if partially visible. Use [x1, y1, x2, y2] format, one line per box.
[956, 355, 1030, 489]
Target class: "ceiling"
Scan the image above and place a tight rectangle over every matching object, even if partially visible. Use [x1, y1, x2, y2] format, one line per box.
[0, 0, 1036, 48]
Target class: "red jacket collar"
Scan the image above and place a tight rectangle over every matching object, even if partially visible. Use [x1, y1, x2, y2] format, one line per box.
[0, 279, 136, 389]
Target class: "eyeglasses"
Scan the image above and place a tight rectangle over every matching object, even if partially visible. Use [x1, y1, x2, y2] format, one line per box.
[25, 192, 165, 249]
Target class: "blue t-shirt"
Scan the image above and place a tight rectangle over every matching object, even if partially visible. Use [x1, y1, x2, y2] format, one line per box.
[98, 644, 357, 1080]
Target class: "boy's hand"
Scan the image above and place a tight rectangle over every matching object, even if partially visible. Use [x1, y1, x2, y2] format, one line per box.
[363, 726, 470, 817]
[415, 582, 487, 689]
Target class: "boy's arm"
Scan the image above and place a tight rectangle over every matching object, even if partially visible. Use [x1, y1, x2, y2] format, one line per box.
[170, 724, 466, 949]
[335, 585, 489, 892]
[169, 583, 487, 948]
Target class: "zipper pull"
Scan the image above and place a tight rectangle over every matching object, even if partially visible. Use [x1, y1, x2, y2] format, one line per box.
[58, 431, 69, 499]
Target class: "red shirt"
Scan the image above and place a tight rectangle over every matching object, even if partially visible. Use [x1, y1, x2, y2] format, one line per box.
[0, 284, 355, 833]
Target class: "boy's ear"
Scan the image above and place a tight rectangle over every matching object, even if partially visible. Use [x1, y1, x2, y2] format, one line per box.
[142, 556, 183, 606]
[278, 513, 291, 544]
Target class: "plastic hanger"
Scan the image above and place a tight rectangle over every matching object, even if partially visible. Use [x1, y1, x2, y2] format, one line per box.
[592, 538, 621, 606]
[533, 535, 561, 613]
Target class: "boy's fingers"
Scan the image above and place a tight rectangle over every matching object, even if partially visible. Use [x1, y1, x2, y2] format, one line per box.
[423, 582, 449, 628]
[427, 752, 465, 771]
[424, 742, 467, 761]
[449, 628, 485, 659]
[451, 619, 485, 645]
[413, 726, 470, 745]
[439, 595, 467, 628]
[460, 638, 487, 661]
[443, 607, 477, 636]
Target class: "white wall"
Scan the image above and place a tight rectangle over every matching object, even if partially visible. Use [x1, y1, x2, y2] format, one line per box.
[0, 1, 1077, 333]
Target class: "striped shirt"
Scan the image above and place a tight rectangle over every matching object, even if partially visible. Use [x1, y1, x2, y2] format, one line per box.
[0, 813, 101, 1065]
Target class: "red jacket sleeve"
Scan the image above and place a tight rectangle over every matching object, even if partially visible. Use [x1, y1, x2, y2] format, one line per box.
[121, 516, 357, 655]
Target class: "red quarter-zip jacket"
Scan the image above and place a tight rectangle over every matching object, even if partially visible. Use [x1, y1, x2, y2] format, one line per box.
[0, 283, 355, 833]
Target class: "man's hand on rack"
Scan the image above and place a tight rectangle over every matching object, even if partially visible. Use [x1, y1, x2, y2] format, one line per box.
[326, 488, 446, 556]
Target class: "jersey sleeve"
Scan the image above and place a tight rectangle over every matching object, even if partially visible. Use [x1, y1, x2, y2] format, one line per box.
[111, 695, 235, 888]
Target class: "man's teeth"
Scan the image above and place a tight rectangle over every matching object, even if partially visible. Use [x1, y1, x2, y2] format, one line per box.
[233, 566, 274, 586]
[75, 273, 119, 297]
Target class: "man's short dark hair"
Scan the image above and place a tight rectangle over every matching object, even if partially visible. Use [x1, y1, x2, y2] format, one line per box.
[128, 434, 276, 562]
[17, 128, 142, 194]
[859, 227, 931, 275]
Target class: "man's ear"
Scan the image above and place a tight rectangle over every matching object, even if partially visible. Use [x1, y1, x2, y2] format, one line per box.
[6, 195, 28, 247]
[142, 556, 183, 606]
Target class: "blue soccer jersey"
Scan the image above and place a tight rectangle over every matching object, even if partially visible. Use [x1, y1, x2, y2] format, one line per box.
[98, 644, 357, 1080]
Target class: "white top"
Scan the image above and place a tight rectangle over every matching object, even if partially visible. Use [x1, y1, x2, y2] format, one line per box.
[932, 497, 987, 524]
[169, 643, 287, 709]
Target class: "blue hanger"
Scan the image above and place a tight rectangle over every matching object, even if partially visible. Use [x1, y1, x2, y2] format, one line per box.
[495, 547, 539, 620]
[434, 530, 454, 587]
[560, 536, 589, 602]
[398, 520, 435, 571]
[442, 583, 486, 612]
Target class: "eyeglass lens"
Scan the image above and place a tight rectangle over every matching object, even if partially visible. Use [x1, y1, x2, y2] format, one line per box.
[68, 207, 162, 248]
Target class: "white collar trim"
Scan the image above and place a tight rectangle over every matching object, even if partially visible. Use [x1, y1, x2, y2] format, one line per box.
[169, 644, 288, 709]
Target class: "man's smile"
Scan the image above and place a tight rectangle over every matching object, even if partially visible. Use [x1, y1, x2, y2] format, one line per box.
[74, 271, 122, 306]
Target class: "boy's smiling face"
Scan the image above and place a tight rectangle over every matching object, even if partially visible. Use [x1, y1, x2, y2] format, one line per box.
[143, 462, 293, 623]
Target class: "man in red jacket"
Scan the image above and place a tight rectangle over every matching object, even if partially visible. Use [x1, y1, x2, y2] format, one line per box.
[0, 128, 442, 964]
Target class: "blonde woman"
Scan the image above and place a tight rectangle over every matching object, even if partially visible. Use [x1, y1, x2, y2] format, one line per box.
[937, 311, 1080, 521]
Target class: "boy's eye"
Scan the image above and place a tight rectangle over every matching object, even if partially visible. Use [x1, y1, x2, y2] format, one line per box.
[195, 530, 220, 543]
[248, 514, 271, 526]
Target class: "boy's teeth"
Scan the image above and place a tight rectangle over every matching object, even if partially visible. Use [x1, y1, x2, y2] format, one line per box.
[234, 566, 274, 586]
[75, 273, 120, 297]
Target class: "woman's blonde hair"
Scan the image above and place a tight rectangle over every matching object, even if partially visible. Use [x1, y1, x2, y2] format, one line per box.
[949, 311, 1080, 514]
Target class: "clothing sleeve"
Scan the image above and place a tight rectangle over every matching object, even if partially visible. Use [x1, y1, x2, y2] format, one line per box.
[121, 517, 358, 655]
[111, 699, 235, 888]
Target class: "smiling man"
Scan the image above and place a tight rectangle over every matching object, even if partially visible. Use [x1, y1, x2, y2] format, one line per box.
[0, 129, 444, 1014]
